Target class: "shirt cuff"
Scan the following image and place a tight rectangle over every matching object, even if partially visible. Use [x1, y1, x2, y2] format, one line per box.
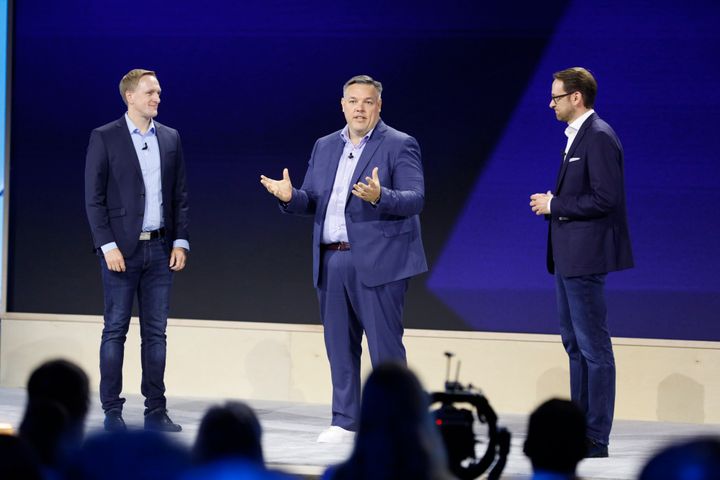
[173, 239, 190, 251]
[100, 242, 118, 254]
[547, 197, 552, 214]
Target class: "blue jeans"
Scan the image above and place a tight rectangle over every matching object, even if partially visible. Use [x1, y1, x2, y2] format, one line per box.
[99, 238, 173, 414]
[555, 273, 615, 445]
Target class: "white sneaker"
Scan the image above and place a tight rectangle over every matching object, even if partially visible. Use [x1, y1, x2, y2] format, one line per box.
[316, 425, 355, 443]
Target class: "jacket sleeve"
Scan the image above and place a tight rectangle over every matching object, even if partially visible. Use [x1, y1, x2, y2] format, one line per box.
[172, 131, 190, 241]
[84, 129, 114, 249]
[375, 135, 424, 217]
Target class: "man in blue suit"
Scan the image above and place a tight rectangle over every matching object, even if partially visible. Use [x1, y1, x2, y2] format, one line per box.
[261, 75, 427, 443]
[85, 69, 189, 432]
[530, 67, 633, 458]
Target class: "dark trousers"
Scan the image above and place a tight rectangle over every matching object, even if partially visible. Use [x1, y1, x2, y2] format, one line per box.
[317, 249, 408, 431]
[99, 238, 173, 414]
[555, 272, 615, 445]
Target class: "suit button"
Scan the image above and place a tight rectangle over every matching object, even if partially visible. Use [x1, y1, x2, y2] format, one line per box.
[140, 193, 145, 197]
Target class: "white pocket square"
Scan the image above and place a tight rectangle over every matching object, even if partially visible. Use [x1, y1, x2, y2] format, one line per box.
[568, 157, 581, 162]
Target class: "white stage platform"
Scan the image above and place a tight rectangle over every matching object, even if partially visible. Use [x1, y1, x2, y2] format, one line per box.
[1, 387, 718, 479]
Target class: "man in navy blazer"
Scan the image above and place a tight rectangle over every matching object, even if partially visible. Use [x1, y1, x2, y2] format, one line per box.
[261, 75, 427, 443]
[85, 69, 189, 433]
[531, 67, 633, 458]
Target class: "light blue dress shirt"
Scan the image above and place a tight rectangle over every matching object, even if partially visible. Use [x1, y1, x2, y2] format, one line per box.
[321, 125, 373, 244]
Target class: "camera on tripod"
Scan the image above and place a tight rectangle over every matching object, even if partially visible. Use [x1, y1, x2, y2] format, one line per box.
[430, 352, 510, 480]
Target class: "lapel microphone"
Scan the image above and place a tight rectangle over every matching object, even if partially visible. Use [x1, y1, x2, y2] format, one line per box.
[348, 152, 354, 159]
[142, 142, 148, 151]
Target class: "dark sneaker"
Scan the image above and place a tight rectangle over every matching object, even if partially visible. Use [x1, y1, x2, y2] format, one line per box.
[104, 410, 127, 432]
[586, 437, 609, 458]
[144, 409, 182, 433]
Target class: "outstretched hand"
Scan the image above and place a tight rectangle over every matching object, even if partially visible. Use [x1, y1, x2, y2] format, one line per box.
[352, 167, 381, 204]
[260, 168, 293, 203]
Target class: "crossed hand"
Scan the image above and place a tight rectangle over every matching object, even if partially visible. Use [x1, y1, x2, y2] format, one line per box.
[529, 190, 553, 215]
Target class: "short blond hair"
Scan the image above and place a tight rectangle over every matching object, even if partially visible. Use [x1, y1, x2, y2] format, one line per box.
[119, 69, 157, 106]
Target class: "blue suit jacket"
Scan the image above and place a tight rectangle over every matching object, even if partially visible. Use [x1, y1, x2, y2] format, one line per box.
[284, 120, 428, 287]
[85, 116, 189, 256]
[547, 113, 633, 277]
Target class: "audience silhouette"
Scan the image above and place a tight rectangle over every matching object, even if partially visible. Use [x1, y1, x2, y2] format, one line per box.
[0, 434, 44, 480]
[639, 437, 720, 480]
[322, 362, 456, 480]
[194, 401, 264, 465]
[19, 359, 90, 474]
[67, 430, 191, 480]
[523, 398, 587, 479]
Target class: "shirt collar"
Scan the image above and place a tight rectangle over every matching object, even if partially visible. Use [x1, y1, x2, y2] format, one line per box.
[340, 124, 374, 147]
[565, 109, 595, 138]
[125, 113, 156, 136]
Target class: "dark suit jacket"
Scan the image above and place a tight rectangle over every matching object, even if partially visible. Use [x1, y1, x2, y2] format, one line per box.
[547, 113, 633, 277]
[85, 116, 189, 256]
[284, 120, 428, 287]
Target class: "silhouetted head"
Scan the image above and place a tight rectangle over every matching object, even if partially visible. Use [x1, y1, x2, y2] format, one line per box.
[640, 437, 720, 480]
[523, 398, 587, 474]
[26, 359, 89, 426]
[193, 401, 264, 465]
[332, 362, 451, 480]
[359, 362, 428, 436]
[20, 359, 90, 467]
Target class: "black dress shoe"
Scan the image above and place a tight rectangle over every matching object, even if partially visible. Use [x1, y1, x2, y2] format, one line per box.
[144, 409, 182, 432]
[104, 410, 127, 432]
[586, 437, 609, 458]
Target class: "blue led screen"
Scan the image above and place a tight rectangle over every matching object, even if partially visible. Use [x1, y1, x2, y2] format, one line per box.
[7, 1, 720, 341]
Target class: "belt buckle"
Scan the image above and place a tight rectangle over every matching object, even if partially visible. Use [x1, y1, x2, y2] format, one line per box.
[139, 231, 151, 240]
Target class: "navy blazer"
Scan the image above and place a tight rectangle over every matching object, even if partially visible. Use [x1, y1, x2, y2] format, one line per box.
[284, 120, 428, 287]
[547, 113, 633, 277]
[85, 116, 189, 256]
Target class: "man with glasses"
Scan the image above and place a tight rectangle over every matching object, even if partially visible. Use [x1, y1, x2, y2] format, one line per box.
[529, 67, 633, 458]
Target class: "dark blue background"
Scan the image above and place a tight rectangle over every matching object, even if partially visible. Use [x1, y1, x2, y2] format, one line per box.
[8, 0, 720, 340]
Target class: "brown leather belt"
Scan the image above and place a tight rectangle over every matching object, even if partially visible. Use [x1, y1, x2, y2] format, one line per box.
[321, 242, 351, 251]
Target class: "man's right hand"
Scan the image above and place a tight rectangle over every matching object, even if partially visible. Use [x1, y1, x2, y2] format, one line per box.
[104, 248, 126, 272]
[260, 168, 293, 203]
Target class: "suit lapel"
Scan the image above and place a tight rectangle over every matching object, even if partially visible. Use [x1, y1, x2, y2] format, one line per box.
[116, 117, 144, 180]
[555, 113, 595, 190]
[345, 121, 386, 203]
[155, 122, 170, 193]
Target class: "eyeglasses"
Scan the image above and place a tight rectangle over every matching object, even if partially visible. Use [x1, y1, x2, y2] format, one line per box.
[551, 92, 575, 104]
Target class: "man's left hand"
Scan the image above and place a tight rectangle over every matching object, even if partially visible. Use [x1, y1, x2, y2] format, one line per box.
[352, 167, 381, 204]
[530, 190, 553, 215]
[169, 247, 188, 271]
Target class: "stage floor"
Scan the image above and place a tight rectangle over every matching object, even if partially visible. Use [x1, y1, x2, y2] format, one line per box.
[1, 387, 717, 479]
